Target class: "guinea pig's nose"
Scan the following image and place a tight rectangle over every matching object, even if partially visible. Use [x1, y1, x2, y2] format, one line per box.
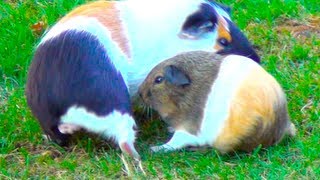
[147, 90, 152, 97]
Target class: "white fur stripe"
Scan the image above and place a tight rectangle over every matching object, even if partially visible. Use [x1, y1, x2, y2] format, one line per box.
[211, 3, 231, 20]
[200, 55, 258, 144]
[118, 0, 218, 95]
[60, 106, 136, 144]
[39, 16, 130, 86]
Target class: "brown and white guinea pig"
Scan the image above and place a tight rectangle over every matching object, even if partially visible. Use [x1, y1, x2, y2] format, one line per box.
[138, 51, 296, 153]
[35, 0, 260, 96]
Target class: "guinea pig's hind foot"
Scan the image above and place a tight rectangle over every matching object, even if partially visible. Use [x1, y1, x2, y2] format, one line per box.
[58, 123, 81, 134]
[287, 122, 297, 137]
[42, 130, 71, 147]
[42, 134, 52, 141]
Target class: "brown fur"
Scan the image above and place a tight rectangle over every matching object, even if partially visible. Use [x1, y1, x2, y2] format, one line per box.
[213, 67, 294, 153]
[139, 51, 223, 134]
[214, 16, 232, 51]
[60, 1, 131, 58]
[139, 51, 295, 153]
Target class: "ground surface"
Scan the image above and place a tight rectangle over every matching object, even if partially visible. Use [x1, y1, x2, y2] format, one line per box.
[0, 0, 319, 179]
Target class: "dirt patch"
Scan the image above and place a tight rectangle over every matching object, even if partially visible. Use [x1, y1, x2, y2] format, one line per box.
[276, 15, 320, 39]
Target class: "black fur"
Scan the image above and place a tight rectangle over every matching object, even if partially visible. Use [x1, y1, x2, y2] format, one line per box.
[181, 2, 260, 63]
[217, 18, 260, 63]
[26, 30, 131, 145]
[181, 3, 218, 37]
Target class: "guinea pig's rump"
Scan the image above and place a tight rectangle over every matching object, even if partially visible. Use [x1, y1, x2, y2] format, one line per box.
[26, 30, 132, 144]
[213, 57, 292, 152]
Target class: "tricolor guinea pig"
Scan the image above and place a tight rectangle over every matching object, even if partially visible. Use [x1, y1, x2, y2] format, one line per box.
[36, 0, 259, 96]
[138, 51, 296, 153]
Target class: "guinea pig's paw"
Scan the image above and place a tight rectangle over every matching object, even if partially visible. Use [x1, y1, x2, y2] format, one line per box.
[150, 145, 164, 153]
[150, 144, 174, 153]
[58, 123, 81, 134]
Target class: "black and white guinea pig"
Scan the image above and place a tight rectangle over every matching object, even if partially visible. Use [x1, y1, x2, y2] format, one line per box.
[138, 51, 296, 153]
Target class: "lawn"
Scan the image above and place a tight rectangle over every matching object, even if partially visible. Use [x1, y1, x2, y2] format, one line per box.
[0, 0, 319, 179]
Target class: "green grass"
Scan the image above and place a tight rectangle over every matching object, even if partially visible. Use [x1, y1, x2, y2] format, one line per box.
[1, 0, 319, 178]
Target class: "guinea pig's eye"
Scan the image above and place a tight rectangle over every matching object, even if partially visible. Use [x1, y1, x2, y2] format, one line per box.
[218, 38, 229, 47]
[154, 76, 164, 84]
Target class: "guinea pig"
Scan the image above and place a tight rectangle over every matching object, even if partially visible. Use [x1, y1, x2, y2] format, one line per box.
[37, 0, 260, 96]
[26, 29, 139, 158]
[138, 51, 296, 153]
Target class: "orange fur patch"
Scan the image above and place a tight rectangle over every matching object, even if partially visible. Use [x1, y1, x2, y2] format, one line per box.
[60, 1, 131, 58]
[213, 67, 283, 153]
[214, 17, 232, 51]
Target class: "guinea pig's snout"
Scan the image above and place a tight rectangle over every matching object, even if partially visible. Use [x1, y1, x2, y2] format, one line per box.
[138, 89, 152, 102]
[138, 90, 145, 103]
[137, 90, 146, 104]
[138, 91, 143, 99]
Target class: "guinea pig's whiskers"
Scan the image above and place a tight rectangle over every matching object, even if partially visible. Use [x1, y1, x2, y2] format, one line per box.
[140, 104, 151, 119]
[146, 106, 154, 120]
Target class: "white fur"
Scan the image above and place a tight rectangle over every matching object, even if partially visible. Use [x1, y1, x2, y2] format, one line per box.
[59, 106, 136, 145]
[117, 0, 228, 95]
[151, 130, 203, 152]
[40, 17, 130, 86]
[39, 0, 232, 96]
[58, 123, 81, 134]
[153, 55, 259, 151]
[199, 55, 258, 144]
[210, 2, 231, 20]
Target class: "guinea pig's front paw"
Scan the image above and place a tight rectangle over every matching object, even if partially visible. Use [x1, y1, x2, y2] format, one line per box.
[150, 145, 174, 153]
[150, 146, 162, 152]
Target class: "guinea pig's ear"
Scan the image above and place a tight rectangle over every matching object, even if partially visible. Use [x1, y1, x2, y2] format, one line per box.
[164, 65, 191, 87]
[179, 3, 218, 39]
